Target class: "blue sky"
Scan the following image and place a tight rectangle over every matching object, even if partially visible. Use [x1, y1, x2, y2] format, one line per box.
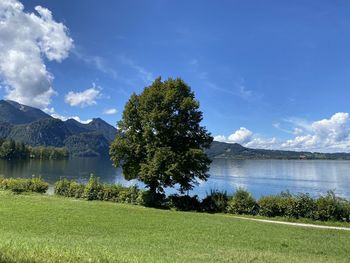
[1, 0, 350, 152]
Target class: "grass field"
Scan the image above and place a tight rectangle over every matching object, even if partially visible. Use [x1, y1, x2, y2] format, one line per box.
[0, 191, 349, 263]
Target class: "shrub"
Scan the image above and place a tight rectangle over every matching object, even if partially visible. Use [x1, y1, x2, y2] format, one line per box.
[136, 190, 166, 208]
[116, 185, 140, 204]
[83, 174, 104, 200]
[258, 195, 284, 217]
[293, 193, 316, 219]
[101, 184, 121, 202]
[201, 190, 228, 213]
[54, 178, 71, 196]
[2, 178, 26, 193]
[0, 177, 48, 194]
[313, 191, 350, 222]
[68, 181, 85, 198]
[227, 188, 258, 215]
[168, 194, 201, 211]
[27, 177, 49, 193]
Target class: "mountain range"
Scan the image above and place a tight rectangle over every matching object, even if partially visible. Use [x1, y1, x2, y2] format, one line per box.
[206, 141, 350, 160]
[0, 100, 116, 157]
[1, 100, 350, 160]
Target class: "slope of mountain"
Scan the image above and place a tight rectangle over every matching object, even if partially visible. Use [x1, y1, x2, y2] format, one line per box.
[0, 100, 117, 157]
[64, 132, 110, 157]
[206, 141, 350, 160]
[65, 118, 116, 142]
[9, 118, 72, 147]
[86, 118, 116, 142]
[0, 100, 52, 124]
[65, 119, 91, 135]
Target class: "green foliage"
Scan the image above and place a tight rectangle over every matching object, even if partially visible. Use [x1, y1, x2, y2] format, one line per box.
[9, 118, 71, 147]
[55, 175, 142, 204]
[168, 194, 201, 211]
[136, 190, 166, 207]
[29, 146, 69, 160]
[258, 193, 292, 217]
[227, 188, 258, 215]
[64, 132, 110, 157]
[0, 176, 48, 193]
[201, 190, 229, 213]
[83, 175, 104, 200]
[257, 191, 350, 222]
[291, 193, 316, 219]
[313, 191, 350, 221]
[0, 138, 68, 160]
[54, 179, 85, 198]
[110, 77, 213, 196]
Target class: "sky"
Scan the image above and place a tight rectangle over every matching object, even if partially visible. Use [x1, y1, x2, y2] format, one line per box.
[1, 0, 350, 152]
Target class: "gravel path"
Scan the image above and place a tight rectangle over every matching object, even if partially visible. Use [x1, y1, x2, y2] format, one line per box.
[233, 216, 350, 231]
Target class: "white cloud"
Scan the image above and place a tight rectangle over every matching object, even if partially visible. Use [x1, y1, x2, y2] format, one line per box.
[43, 107, 91, 124]
[0, 0, 73, 108]
[281, 112, 350, 151]
[228, 127, 253, 144]
[213, 135, 226, 142]
[215, 112, 350, 152]
[103, 108, 117, 115]
[52, 113, 92, 124]
[293, 127, 303, 135]
[245, 137, 278, 149]
[65, 83, 101, 107]
[215, 127, 279, 149]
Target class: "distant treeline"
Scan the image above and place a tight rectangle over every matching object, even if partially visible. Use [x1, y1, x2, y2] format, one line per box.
[0, 138, 69, 160]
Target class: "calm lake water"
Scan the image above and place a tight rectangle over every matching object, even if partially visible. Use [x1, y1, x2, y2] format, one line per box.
[0, 158, 350, 199]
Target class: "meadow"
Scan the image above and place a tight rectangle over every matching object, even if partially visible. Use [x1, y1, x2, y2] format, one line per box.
[0, 191, 349, 263]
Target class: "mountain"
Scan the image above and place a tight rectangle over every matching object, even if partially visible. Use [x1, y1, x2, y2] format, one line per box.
[9, 118, 72, 147]
[64, 132, 110, 157]
[0, 100, 117, 157]
[206, 141, 350, 160]
[65, 118, 116, 142]
[2, 100, 349, 160]
[0, 100, 52, 124]
[86, 118, 116, 142]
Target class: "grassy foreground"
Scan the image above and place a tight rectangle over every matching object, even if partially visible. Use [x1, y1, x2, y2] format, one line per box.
[0, 191, 349, 263]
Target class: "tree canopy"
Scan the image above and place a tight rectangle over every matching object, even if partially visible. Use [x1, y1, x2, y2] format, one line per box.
[110, 77, 213, 194]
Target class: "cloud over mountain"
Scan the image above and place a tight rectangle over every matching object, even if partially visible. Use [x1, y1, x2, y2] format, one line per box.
[215, 112, 350, 152]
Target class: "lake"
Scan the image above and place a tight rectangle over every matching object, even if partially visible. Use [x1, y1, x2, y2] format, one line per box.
[0, 158, 349, 199]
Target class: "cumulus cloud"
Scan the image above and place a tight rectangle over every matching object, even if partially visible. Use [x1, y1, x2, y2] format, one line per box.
[281, 112, 350, 151]
[215, 127, 279, 149]
[65, 84, 101, 107]
[0, 0, 73, 108]
[228, 127, 253, 144]
[103, 108, 117, 115]
[215, 113, 350, 152]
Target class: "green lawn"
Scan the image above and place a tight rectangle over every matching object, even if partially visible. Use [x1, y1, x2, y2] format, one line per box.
[0, 191, 349, 263]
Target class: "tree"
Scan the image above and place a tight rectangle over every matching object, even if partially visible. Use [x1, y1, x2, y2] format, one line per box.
[110, 77, 213, 195]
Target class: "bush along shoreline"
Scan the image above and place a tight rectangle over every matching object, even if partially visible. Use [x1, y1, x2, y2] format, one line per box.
[1, 175, 349, 223]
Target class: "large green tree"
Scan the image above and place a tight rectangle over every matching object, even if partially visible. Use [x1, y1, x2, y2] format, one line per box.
[110, 78, 213, 194]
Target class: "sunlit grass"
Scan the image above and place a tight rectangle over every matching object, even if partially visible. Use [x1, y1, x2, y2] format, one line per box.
[0, 191, 349, 262]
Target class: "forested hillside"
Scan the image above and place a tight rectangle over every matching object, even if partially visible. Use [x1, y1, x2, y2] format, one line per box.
[0, 100, 116, 157]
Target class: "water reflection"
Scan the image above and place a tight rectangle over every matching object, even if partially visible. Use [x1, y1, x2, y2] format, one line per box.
[0, 158, 349, 199]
